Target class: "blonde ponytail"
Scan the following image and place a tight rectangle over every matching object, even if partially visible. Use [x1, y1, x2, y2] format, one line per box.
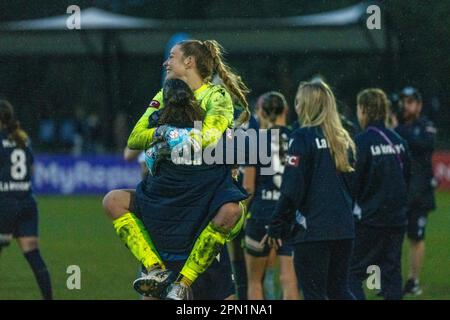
[203, 40, 250, 125]
[179, 40, 250, 126]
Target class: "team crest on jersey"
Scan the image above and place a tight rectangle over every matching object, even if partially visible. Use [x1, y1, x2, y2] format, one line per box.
[286, 155, 300, 167]
[169, 130, 179, 139]
[226, 128, 233, 140]
[149, 100, 160, 109]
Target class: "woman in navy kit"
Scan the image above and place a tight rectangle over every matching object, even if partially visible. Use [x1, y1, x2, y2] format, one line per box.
[348, 89, 410, 300]
[0, 100, 52, 300]
[135, 79, 247, 300]
[265, 81, 356, 300]
[243, 92, 299, 300]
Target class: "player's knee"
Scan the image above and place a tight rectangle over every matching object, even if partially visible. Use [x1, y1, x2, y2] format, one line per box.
[213, 203, 242, 231]
[20, 237, 39, 252]
[279, 273, 295, 288]
[102, 190, 124, 219]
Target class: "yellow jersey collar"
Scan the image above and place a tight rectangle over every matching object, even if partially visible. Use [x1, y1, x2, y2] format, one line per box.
[194, 83, 210, 98]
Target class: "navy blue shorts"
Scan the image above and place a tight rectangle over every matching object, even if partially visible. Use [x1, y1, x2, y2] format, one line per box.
[142, 247, 235, 300]
[0, 197, 38, 241]
[406, 208, 428, 241]
[244, 218, 293, 257]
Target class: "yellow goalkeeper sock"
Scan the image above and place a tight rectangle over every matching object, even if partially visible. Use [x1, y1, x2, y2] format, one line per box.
[229, 201, 247, 241]
[112, 212, 164, 271]
[179, 222, 230, 285]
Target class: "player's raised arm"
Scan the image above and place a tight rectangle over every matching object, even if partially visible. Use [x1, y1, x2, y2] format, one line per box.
[127, 91, 163, 150]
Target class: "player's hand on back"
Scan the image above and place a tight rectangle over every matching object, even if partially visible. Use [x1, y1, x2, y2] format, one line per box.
[154, 126, 201, 152]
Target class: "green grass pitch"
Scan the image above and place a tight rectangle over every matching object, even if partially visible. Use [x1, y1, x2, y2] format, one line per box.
[0, 192, 449, 300]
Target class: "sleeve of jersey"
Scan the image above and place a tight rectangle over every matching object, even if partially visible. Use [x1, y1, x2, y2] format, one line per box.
[267, 133, 308, 239]
[352, 135, 369, 200]
[409, 122, 436, 151]
[280, 131, 308, 206]
[269, 193, 296, 238]
[196, 89, 234, 148]
[403, 141, 412, 188]
[127, 91, 162, 150]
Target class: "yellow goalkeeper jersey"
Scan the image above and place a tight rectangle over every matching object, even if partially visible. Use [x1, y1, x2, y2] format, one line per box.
[127, 83, 234, 150]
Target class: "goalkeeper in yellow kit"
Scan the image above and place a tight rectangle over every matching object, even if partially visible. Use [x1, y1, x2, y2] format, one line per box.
[102, 40, 250, 300]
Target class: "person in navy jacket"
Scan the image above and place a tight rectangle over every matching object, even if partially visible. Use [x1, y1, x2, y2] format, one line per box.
[395, 87, 436, 296]
[348, 88, 411, 300]
[264, 80, 356, 300]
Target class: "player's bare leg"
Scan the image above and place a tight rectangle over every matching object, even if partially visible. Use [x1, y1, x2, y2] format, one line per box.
[245, 253, 267, 300]
[279, 255, 300, 300]
[405, 239, 425, 295]
[102, 189, 135, 220]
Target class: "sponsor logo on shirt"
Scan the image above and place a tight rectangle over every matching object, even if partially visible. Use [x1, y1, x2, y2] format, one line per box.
[286, 155, 300, 167]
[425, 126, 437, 134]
[370, 143, 405, 156]
[0, 181, 31, 192]
[295, 210, 307, 229]
[2, 139, 16, 148]
[168, 130, 179, 139]
[149, 100, 160, 109]
[315, 138, 329, 149]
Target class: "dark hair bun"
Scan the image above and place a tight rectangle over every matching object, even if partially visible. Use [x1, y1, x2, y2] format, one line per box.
[260, 91, 287, 119]
[163, 79, 195, 109]
[167, 89, 190, 108]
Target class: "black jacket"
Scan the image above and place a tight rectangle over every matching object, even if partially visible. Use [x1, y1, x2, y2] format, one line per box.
[395, 117, 436, 210]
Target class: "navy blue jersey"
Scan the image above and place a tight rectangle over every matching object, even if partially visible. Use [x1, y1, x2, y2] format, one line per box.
[288, 120, 300, 132]
[248, 126, 291, 221]
[237, 115, 260, 186]
[289, 115, 358, 138]
[240, 115, 260, 131]
[395, 117, 436, 210]
[352, 121, 411, 227]
[0, 131, 34, 201]
[270, 126, 355, 243]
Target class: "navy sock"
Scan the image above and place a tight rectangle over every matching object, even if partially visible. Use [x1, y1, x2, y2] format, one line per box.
[231, 259, 247, 300]
[24, 249, 52, 300]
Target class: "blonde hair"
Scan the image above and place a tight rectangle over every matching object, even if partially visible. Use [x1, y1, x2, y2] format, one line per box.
[179, 40, 250, 125]
[296, 81, 356, 172]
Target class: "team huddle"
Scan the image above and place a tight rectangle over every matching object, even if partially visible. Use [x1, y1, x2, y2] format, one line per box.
[0, 39, 436, 300]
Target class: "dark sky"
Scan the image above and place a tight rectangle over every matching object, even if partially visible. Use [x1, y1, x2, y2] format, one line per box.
[0, 0, 362, 21]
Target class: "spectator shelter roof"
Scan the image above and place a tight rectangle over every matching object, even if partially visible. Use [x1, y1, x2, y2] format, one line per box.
[0, 2, 394, 56]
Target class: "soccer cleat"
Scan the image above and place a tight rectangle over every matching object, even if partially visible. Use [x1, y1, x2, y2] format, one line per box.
[133, 267, 174, 298]
[165, 282, 194, 300]
[403, 278, 423, 296]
